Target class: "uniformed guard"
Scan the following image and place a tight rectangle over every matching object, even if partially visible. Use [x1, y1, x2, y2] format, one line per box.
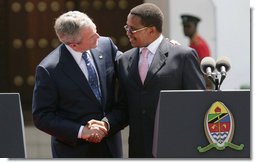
[181, 14, 212, 89]
[181, 14, 211, 61]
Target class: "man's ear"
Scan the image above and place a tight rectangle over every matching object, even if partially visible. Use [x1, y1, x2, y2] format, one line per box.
[69, 43, 76, 48]
[69, 43, 78, 51]
[149, 26, 157, 34]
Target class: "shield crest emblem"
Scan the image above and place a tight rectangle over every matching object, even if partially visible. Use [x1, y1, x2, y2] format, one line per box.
[197, 101, 244, 152]
[205, 101, 234, 147]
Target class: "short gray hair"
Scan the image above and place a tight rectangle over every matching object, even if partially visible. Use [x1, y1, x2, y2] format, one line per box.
[54, 11, 95, 44]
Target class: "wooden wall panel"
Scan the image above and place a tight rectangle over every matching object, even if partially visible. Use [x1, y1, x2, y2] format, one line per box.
[1, 0, 143, 120]
[0, 0, 9, 92]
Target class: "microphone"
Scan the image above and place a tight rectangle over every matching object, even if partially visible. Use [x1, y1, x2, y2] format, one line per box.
[216, 56, 231, 85]
[200, 57, 216, 81]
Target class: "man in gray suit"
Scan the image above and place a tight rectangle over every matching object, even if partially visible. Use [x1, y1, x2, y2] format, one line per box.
[89, 3, 206, 158]
[32, 11, 122, 158]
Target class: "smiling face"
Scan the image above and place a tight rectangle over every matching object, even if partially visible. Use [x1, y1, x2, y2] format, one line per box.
[125, 14, 153, 48]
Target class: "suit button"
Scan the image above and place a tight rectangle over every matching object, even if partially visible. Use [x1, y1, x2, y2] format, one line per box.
[142, 109, 146, 114]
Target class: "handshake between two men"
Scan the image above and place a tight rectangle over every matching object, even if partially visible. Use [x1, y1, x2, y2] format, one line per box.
[81, 119, 109, 143]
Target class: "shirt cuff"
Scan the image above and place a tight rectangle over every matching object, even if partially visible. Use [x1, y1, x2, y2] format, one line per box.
[78, 125, 84, 139]
[101, 118, 110, 131]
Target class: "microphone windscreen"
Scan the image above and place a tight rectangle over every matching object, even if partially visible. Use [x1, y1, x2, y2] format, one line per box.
[216, 56, 231, 72]
[200, 57, 216, 74]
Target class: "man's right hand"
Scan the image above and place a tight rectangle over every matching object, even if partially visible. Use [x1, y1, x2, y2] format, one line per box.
[81, 120, 108, 143]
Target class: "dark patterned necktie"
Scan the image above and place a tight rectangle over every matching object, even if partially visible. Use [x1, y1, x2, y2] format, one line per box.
[82, 52, 101, 102]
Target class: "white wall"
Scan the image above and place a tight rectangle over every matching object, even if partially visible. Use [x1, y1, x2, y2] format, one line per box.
[147, 0, 250, 89]
[251, 0, 254, 90]
[212, 0, 250, 89]
[145, 0, 170, 36]
[168, 0, 216, 59]
[252, 0, 255, 66]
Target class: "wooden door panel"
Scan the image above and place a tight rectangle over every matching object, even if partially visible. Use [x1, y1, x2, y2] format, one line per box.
[0, 0, 143, 117]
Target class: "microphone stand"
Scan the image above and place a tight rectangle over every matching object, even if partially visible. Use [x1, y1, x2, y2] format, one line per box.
[210, 72, 221, 90]
[214, 74, 220, 90]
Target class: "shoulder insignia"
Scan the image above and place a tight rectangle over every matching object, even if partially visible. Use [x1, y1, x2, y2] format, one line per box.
[197, 101, 244, 152]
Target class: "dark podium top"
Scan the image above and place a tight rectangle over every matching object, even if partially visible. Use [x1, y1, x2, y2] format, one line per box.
[153, 90, 250, 158]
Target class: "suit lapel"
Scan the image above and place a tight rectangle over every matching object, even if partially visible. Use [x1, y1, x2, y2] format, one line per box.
[90, 48, 106, 106]
[144, 39, 168, 85]
[127, 48, 141, 86]
[59, 45, 100, 104]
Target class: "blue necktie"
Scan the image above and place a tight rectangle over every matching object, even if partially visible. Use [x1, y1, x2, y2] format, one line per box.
[82, 52, 101, 102]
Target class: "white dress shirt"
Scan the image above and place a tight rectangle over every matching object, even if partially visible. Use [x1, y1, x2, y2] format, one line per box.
[65, 45, 101, 139]
[65, 45, 100, 82]
[139, 34, 164, 68]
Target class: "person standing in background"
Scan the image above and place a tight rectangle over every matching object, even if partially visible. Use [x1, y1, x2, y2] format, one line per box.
[181, 14, 211, 61]
[181, 14, 213, 89]
[32, 11, 122, 158]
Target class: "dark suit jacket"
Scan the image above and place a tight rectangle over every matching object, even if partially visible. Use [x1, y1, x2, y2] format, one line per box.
[32, 37, 122, 158]
[107, 38, 206, 158]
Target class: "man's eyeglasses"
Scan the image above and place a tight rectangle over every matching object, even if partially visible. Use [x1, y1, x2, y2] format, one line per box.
[124, 25, 149, 34]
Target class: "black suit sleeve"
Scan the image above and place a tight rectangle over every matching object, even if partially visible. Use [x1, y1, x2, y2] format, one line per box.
[182, 49, 206, 89]
[32, 66, 81, 146]
[103, 55, 129, 135]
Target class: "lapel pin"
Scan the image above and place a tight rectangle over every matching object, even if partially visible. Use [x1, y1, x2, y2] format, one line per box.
[99, 55, 103, 59]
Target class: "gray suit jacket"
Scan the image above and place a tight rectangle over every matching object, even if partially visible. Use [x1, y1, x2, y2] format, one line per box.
[107, 37, 206, 157]
[32, 37, 122, 158]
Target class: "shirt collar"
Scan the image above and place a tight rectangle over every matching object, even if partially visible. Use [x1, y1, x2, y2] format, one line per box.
[140, 34, 163, 54]
[65, 45, 91, 64]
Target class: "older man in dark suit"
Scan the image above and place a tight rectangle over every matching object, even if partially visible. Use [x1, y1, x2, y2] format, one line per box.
[32, 11, 122, 158]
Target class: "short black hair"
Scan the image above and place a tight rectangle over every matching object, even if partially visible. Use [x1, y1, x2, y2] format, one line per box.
[130, 3, 164, 33]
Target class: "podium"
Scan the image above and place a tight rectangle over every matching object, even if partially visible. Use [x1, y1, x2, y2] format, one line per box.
[0, 93, 26, 158]
[152, 90, 250, 158]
